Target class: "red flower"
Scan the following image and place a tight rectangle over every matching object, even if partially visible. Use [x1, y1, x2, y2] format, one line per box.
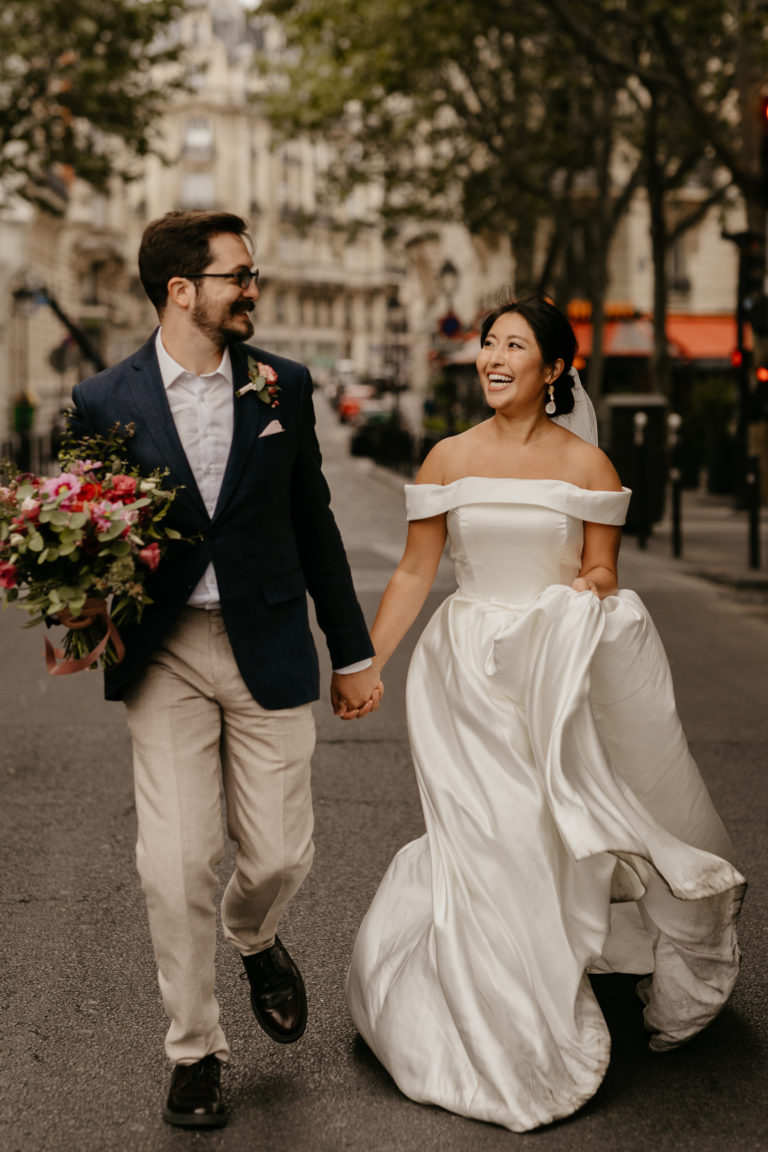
[138, 542, 161, 571]
[106, 475, 137, 501]
[79, 481, 103, 502]
[0, 561, 18, 589]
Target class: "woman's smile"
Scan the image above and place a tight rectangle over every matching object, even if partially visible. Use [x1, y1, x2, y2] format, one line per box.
[476, 313, 548, 409]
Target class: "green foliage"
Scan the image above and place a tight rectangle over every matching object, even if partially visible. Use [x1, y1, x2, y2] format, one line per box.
[542, 0, 768, 204]
[261, 0, 766, 246]
[0, 0, 187, 209]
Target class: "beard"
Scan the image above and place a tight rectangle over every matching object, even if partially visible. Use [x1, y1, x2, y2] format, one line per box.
[192, 294, 255, 346]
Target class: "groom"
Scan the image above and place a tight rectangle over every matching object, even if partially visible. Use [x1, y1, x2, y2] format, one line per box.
[69, 209, 382, 1128]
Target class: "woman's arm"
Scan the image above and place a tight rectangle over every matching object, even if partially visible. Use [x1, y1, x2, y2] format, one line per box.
[571, 442, 623, 598]
[368, 440, 451, 670]
[369, 512, 448, 671]
[573, 521, 621, 598]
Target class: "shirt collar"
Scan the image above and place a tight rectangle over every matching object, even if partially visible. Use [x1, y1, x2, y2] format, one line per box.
[155, 328, 233, 390]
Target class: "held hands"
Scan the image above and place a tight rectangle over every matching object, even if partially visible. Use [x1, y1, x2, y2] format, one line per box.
[330, 665, 384, 720]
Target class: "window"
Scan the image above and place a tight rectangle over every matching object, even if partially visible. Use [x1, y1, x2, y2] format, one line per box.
[182, 118, 214, 156]
[180, 171, 215, 209]
[668, 238, 691, 296]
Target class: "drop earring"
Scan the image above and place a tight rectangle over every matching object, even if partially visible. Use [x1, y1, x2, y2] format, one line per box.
[545, 383, 556, 415]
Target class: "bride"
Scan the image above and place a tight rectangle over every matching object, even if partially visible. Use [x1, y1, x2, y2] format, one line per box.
[345, 296, 745, 1133]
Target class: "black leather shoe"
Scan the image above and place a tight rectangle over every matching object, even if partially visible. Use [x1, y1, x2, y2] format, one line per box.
[242, 935, 307, 1044]
[163, 1054, 227, 1128]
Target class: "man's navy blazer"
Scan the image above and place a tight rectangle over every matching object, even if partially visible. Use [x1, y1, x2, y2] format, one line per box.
[69, 333, 374, 707]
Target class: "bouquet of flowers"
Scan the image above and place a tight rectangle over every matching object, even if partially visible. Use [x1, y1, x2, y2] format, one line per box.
[0, 422, 183, 674]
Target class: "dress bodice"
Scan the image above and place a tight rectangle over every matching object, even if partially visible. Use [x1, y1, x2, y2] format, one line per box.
[405, 478, 631, 604]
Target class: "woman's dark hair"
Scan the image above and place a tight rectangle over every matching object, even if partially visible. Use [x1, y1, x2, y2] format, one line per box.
[138, 209, 251, 314]
[479, 295, 578, 416]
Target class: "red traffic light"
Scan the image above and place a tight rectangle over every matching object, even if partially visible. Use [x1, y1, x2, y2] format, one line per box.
[730, 349, 743, 368]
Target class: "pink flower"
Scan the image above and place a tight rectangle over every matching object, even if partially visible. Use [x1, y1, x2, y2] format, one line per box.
[68, 459, 102, 476]
[0, 561, 18, 589]
[138, 542, 161, 571]
[92, 499, 118, 533]
[259, 362, 278, 385]
[42, 473, 82, 501]
[106, 475, 137, 500]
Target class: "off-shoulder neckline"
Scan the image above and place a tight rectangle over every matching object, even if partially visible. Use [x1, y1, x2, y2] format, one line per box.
[406, 476, 628, 497]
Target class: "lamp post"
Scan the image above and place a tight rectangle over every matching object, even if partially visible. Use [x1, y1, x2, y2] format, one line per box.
[386, 290, 407, 399]
[667, 411, 683, 558]
[435, 259, 462, 434]
[438, 259, 459, 309]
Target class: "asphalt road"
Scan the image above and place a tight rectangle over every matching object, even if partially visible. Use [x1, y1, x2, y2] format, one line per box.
[2, 396, 767, 1152]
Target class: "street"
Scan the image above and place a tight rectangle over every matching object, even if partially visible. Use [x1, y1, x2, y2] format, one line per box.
[2, 394, 768, 1152]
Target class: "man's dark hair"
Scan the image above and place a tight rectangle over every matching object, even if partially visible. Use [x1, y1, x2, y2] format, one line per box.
[138, 209, 251, 313]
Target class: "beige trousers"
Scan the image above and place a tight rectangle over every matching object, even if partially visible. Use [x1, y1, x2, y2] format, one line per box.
[123, 607, 316, 1065]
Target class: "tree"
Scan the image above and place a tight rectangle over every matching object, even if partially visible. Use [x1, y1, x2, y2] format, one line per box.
[259, 0, 650, 398]
[0, 0, 186, 210]
[543, 0, 768, 400]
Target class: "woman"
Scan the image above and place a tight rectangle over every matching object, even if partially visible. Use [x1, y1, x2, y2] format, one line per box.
[345, 297, 745, 1133]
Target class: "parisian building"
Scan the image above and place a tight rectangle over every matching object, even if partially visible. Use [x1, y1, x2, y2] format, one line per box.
[0, 0, 750, 488]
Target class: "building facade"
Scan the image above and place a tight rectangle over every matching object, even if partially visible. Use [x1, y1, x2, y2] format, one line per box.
[0, 0, 749, 473]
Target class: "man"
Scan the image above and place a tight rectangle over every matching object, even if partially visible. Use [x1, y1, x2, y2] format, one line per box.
[69, 209, 382, 1128]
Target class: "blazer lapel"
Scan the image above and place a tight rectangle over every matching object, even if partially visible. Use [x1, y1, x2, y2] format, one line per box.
[125, 334, 208, 519]
[213, 343, 271, 519]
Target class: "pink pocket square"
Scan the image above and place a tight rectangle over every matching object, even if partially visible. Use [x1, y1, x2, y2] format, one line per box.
[259, 420, 284, 438]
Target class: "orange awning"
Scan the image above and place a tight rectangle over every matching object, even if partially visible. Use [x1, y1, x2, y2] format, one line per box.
[665, 314, 750, 358]
[572, 317, 655, 358]
[573, 314, 748, 361]
[435, 314, 749, 367]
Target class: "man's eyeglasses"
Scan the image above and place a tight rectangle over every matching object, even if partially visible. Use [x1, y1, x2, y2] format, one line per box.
[181, 269, 260, 290]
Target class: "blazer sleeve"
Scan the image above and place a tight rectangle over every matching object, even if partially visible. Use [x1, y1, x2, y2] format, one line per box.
[68, 380, 97, 441]
[289, 371, 374, 668]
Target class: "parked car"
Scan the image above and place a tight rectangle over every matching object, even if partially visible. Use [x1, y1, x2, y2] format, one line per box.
[337, 383, 377, 423]
[350, 410, 414, 468]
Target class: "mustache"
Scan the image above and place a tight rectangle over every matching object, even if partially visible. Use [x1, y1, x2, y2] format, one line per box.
[231, 301, 255, 315]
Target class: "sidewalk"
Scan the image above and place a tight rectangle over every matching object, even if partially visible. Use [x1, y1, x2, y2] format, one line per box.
[635, 485, 768, 593]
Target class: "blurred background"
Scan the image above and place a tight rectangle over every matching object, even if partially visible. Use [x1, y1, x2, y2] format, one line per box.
[2, 0, 768, 527]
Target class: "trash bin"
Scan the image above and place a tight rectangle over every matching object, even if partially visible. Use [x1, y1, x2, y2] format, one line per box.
[603, 394, 667, 532]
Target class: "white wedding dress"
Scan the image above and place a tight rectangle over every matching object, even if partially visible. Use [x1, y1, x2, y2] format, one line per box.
[346, 477, 745, 1133]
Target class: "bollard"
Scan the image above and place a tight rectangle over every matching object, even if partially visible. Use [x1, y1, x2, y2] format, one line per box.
[667, 412, 683, 559]
[745, 455, 762, 570]
[633, 411, 650, 550]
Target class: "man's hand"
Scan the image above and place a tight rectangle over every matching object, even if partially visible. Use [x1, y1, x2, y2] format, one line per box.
[330, 665, 384, 720]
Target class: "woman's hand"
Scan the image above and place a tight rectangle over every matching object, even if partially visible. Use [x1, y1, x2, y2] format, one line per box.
[571, 576, 599, 596]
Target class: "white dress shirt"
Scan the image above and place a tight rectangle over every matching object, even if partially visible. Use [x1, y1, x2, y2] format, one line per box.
[155, 330, 371, 675]
[156, 329, 232, 607]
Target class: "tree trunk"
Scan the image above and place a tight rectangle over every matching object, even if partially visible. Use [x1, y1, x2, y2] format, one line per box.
[646, 88, 673, 399]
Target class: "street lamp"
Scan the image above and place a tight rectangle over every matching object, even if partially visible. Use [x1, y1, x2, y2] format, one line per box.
[438, 259, 459, 309]
[386, 291, 407, 403]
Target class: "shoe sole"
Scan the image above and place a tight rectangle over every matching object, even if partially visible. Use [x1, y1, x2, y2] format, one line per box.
[163, 1109, 228, 1128]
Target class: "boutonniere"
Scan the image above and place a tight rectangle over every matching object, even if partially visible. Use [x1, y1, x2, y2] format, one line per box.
[236, 357, 281, 407]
